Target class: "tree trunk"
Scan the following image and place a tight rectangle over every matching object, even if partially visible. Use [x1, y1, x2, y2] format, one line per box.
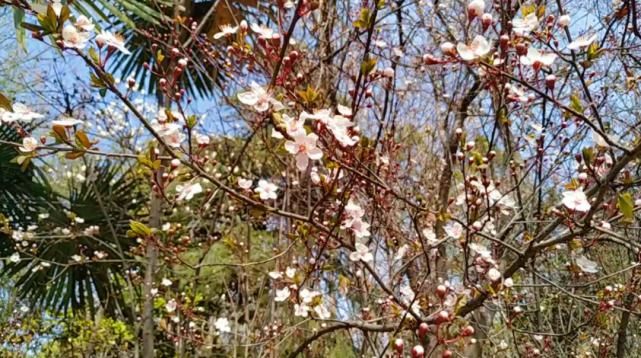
[142, 178, 162, 358]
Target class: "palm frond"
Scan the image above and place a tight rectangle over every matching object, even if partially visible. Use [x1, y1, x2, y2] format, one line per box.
[1, 159, 145, 317]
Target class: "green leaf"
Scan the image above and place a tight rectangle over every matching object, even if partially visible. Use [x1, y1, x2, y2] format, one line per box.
[360, 56, 377, 76]
[90, 73, 105, 88]
[521, 4, 536, 16]
[581, 147, 594, 164]
[587, 42, 601, 61]
[52, 125, 69, 142]
[75, 130, 91, 149]
[618, 193, 635, 223]
[65, 151, 85, 160]
[0, 92, 12, 111]
[94, 0, 136, 29]
[13, 8, 26, 51]
[569, 92, 583, 113]
[88, 47, 100, 64]
[186, 115, 198, 129]
[21, 22, 43, 32]
[129, 220, 152, 237]
[59, 5, 71, 28]
[354, 8, 371, 29]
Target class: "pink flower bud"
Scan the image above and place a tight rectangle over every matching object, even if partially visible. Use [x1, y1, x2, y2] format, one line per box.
[461, 325, 475, 337]
[393, 338, 404, 353]
[467, 0, 485, 20]
[481, 13, 493, 31]
[440, 42, 456, 55]
[411, 345, 425, 358]
[499, 35, 510, 51]
[545, 74, 556, 90]
[423, 54, 442, 65]
[435, 310, 450, 324]
[418, 322, 429, 339]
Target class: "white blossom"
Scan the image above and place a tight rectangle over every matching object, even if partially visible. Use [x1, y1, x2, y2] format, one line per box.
[576, 255, 599, 273]
[237, 178, 253, 189]
[284, 132, 323, 171]
[177, 182, 203, 201]
[313, 304, 331, 319]
[457, 35, 491, 61]
[294, 303, 309, 317]
[1, 103, 44, 123]
[75, 15, 95, 32]
[215, 317, 231, 333]
[96, 31, 131, 55]
[520, 47, 557, 68]
[486, 268, 502, 281]
[512, 13, 538, 36]
[562, 188, 591, 212]
[255, 179, 278, 200]
[568, 34, 598, 50]
[349, 242, 373, 262]
[275, 287, 290, 302]
[237, 82, 284, 112]
[151, 121, 185, 148]
[19, 137, 38, 152]
[444, 221, 463, 239]
[213, 24, 239, 39]
[250, 23, 277, 39]
[62, 24, 90, 49]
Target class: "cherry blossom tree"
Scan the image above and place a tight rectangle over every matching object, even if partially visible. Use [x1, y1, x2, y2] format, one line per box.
[3, 0, 641, 357]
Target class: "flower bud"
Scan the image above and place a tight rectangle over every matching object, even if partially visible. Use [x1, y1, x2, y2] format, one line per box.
[411, 345, 425, 358]
[423, 54, 442, 65]
[461, 325, 475, 337]
[440, 42, 456, 56]
[481, 13, 493, 31]
[436, 284, 447, 299]
[435, 310, 450, 324]
[418, 322, 429, 339]
[394, 338, 404, 353]
[499, 35, 510, 51]
[545, 74, 556, 90]
[516, 43, 527, 56]
[558, 15, 571, 27]
[442, 350, 453, 358]
[467, 0, 485, 20]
